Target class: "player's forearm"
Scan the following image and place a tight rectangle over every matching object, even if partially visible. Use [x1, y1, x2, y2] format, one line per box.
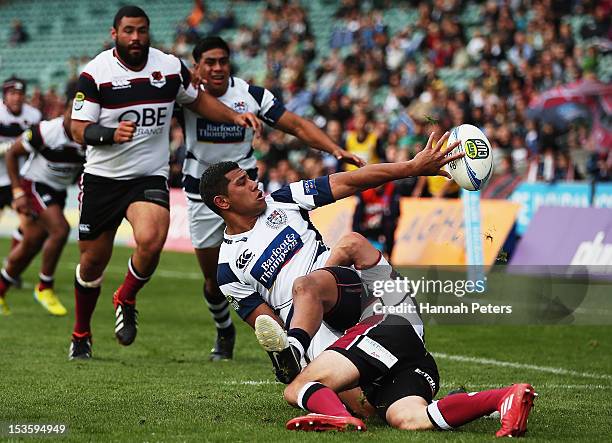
[292, 119, 339, 155]
[329, 161, 418, 200]
[71, 120, 90, 145]
[191, 90, 239, 125]
[5, 141, 24, 190]
[244, 303, 284, 329]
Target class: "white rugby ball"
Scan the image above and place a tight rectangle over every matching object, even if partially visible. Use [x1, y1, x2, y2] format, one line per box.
[445, 124, 493, 191]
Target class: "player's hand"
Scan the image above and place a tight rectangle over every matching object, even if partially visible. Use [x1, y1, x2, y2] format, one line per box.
[333, 148, 366, 167]
[234, 112, 262, 136]
[114, 121, 136, 143]
[190, 67, 207, 90]
[409, 131, 464, 178]
[11, 191, 32, 217]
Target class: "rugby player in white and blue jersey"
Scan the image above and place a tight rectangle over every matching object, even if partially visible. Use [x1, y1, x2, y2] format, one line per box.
[181, 37, 365, 361]
[200, 131, 463, 378]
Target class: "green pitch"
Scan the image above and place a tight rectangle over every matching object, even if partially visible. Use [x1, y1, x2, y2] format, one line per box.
[0, 239, 610, 442]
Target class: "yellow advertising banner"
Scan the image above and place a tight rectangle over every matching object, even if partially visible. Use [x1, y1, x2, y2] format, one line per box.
[310, 197, 520, 266]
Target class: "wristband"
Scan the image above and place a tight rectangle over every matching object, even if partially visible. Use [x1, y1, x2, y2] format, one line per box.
[12, 190, 26, 200]
[84, 124, 116, 145]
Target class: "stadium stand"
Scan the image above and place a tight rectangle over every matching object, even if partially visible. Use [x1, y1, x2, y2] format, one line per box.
[1, 0, 610, 191]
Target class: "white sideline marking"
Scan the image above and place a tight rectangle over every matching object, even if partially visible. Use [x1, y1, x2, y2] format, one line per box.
[221, 380, 612, 390]
[434, 352, 612, 381]
[223, 380, 278, 386]
[461, 384, 612, 390]
[62, 263, 203, 280]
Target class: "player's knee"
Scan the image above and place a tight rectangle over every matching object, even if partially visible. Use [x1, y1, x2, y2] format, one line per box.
[135, 233, 165, 257]
[204, 278, 221, 297]
[79, 252, 109, 279]
[386, 400, 431, 431]
[292, 275, 318, 300]
[387, 410, 422, 431]
[336, 232, 368, 257]
[49, 220, 70, 243]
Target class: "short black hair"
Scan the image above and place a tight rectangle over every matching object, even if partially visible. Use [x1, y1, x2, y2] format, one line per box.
[113, 5, 150, 29]
[192, 36, 231, 63]
[200, 161, 240, 215]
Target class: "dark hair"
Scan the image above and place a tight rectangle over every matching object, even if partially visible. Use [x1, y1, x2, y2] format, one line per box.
[113, 5, 150, 29]
[2, 75, 26, 94]
[192, 36, 231, 62]
[200, 161, 239, 215]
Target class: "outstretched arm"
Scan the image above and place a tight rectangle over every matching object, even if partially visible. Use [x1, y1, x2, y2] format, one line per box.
[275, 111, 365, 167]
[185, 88, 262, 134]
[328, 131, 462, 201]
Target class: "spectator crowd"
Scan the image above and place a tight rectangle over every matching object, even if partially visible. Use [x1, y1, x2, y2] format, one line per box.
[9, 0, 611, 199]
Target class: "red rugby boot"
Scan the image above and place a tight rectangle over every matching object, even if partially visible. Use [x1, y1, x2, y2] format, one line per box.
[496, 383, 538, 438]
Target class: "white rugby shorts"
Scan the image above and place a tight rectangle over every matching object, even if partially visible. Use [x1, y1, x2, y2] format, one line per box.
[186, 198, 225, 249]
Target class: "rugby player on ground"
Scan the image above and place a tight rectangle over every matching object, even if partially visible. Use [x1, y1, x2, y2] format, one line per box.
[181, 36, 364, 361]
[1, 95, 85, 317]
[68, 6, 261, 359]
[200, 131, 459, 363]
[200, 131, 537, 437]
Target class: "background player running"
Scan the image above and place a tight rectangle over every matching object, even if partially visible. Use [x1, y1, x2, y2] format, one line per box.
[0, 76, 42, 305]
[0, 97, 85, 316]
[68, 6, 261, 360]
[181, 36, 365, 361]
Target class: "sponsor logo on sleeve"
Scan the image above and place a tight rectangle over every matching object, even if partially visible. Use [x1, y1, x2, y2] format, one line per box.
[303, 179, 318, 196]
[225, 294, 240, 311]
[265, 209, 287, 229]
[73, 92, 85, 111]
[250, 227, 303, 289]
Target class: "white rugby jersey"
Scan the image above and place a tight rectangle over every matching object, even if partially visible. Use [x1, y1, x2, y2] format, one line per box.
[0, 102, 42, 186]
[72, 48, 198, 180]
[182, 76, 285, 199]
[218, 177, 335, 326]
[21, 117, 85, 190]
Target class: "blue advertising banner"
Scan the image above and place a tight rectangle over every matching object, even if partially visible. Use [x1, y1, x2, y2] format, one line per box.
[509, 182, 612, 234]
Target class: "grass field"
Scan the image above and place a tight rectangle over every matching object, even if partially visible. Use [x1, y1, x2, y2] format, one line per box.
[0, 238, 611, 442]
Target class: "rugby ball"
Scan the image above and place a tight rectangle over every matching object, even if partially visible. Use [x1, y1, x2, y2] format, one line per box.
[445, 124, 493, 191]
